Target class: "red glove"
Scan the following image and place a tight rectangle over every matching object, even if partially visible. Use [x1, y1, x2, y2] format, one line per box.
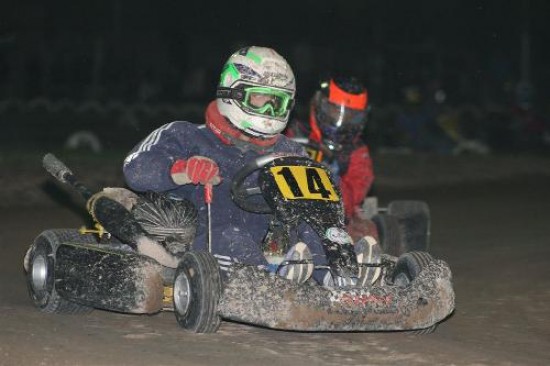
[170, 156, 221, 186]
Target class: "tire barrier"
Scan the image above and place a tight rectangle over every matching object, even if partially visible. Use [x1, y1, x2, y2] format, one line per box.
[65, 130, 103, 153]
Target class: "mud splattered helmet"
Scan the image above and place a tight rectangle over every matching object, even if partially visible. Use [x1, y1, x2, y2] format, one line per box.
[216, 46, 296, 141]
[310, 77, 368, 145]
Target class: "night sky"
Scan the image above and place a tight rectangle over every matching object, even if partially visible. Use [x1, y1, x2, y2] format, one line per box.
[3, 1, 549, 103]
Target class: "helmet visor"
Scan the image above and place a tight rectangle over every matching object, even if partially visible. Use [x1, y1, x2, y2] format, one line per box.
[242, 86, 294, 118]
[318, 97, 367, 129]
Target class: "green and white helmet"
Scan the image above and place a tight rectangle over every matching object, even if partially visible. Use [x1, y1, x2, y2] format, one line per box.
[216, 46, 296, 139]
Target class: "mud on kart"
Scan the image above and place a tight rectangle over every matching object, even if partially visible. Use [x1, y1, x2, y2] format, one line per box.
[25, 153, 454, 333]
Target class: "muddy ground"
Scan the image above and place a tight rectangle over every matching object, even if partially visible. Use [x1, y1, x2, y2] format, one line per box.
[1, 154, 550, 365]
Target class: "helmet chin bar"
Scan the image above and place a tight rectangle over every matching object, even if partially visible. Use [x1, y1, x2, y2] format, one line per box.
[244, 127, 279, 139]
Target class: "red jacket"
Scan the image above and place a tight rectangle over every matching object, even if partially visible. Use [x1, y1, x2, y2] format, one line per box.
[340, 145, 374, 219]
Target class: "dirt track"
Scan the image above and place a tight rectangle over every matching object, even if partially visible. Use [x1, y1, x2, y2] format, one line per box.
[2, 175, 550, 365]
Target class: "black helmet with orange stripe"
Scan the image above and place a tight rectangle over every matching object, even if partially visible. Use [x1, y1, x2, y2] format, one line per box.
[309, 77, 369, 146]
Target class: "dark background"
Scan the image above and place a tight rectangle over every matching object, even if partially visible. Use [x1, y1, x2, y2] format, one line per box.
[1, 0, 549, 153]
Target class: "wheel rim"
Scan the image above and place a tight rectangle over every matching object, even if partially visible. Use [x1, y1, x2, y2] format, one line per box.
[31, 254, 48, 292]
[174, 271, 191, 316]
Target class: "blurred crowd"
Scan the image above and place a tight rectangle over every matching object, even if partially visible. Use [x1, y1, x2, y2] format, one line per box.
[365, 85, 550, 155]
[2, 91, 548, 156]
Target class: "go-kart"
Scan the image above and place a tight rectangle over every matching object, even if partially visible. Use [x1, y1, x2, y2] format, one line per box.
[25, 153, 454, 333]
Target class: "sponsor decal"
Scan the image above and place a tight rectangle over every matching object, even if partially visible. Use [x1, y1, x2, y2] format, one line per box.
[325, 227, 352, 245]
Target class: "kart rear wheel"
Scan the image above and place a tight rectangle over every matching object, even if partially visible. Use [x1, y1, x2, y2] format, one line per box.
[392, 251, 437, 334]
[27, 229, 97, 314]
[173, 251, 221, 333]
[387, 200, 431, 252]
[372, 214, 403, 256]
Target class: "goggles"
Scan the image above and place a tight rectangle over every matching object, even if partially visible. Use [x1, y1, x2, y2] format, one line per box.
[217, 84, 295, 118]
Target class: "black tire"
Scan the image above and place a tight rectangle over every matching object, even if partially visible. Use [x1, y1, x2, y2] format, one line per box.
[372, 214, 404, 256]
[392, 251, 437, 334]
[173, 251, 221, 333]
[27, 229, 97, 314]
[387, 200, 431, 252]
[392, 251, 433, 286]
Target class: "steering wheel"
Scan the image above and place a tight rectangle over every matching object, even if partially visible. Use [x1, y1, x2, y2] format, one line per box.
[231, 153, 302, 214]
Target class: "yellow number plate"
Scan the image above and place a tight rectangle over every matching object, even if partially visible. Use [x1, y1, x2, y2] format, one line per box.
[270, 166, 339, 201]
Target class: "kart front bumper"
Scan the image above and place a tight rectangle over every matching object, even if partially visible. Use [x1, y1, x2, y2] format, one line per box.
[218, 260, 454, 331]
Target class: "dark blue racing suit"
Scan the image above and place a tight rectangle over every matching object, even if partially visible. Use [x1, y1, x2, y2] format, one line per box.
[123, 118, 326, 277]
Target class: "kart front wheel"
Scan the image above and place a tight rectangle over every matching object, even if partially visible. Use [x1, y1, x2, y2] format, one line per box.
[392, 251, 433, 287]
[392, 251, 437, 334]
[27, 229, 95, 314]
[173, 251, 221, 333]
